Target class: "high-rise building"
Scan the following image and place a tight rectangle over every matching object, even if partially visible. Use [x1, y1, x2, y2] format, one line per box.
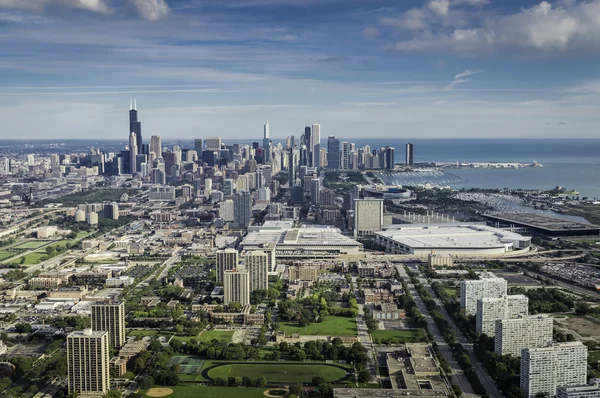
[476, 294, 529, 336]
[129, 132, 138, 174]
[495, 315, 553, 357]
[151, 135, 162, 160]
[460, 273, 507, 315]
[129, 99, 142, 153]
[406, 143, 414, 166]
[216, 248, 238, 283]
[262, 123, 271, 162]
[304, 126, 312, 165]
[312, 123, 321, 168]
[384, 146, 395, 170]
[327, 136, 340, 169]
[205, 137, 222, 151]
[67, 329, 111, 395]
[245, 251, 269, 292]
[521, 342, 587, 398]
[194, 139, 203, 154]
[354, 199, 384, 237]
[341, 141, 350, 170]
[233, 190, 252, 228]
[91, 302, 126, 349]
[102, 202, 119, 220]
[288, 150, 296, 187]
[223, 269, 250, 306]
[310, 178, 320, 206]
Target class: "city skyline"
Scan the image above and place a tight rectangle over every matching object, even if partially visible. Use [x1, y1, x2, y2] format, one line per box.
[1, 0, 600, 139]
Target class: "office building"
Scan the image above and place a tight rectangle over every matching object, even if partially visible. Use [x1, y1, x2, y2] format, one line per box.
[556, 385, 600, 398]
[91, 302, 126, 349]
[341, 141, 350, 170]
[460, 273, 507, 315]
[384, 146, 395, 170]
[216, 248, 238, 283]
[310, 178, 320, 206]
[495, 315, 553, 357]
[194, 138, 203, 154]
[354, 199, 384, 237]
[129, 99, 142, 153]
[233, 190, 252, 228]
[476, 294, 529, 336]
[327, 136, 340, 169]
[312, 123, 321, 168]
[304, 126, 311, 164]
[406, 143, 414, 166]
[521, 342, 588, 398]
[223, 269, 250, 306]
[205, 137, 222, 151]
[245, 251, 269, 292]
[67, 329, 111, 395]
[102, 202, 119, 220]
[151, 135, 162, 159]
[129, 132, 138, 174]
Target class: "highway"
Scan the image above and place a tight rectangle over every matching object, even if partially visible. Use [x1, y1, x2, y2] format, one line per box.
[395, 265, 478, 397]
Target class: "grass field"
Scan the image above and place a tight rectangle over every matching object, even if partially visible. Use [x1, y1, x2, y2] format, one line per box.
[128, 330, 158, 337]
[168, 355, 205, 375]
[371, 329, 422, 344]
[14, 241, 49, 250]
[590, 351, 600, 362]
[21, 252, 47, 265]
[198, 330, 234, 342]
[443, 288, 458, 298]
[207, 362, 349, 384]
[0, 251, 15, 261]
[281, 316, 357, 336]
[144, 385, 267, 398]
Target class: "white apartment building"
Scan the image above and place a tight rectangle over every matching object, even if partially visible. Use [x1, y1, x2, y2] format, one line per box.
[223, 269, 250, 306]
[245, 251, 269, 292]
[460, 273, 507, 316]
[354, 199, 384, 237]
[91, 302, 126, 349]
[149, 185, 176, 201]
[476, 294, 529, 336]
[556, 385, 600, 398]
[495, 315, 553, 357]
[67, 329, 110, 395]
[521, 342, 588, 398]
[216, 248, 238, 283]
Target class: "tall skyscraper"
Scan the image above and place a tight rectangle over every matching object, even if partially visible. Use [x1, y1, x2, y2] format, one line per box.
[521, 342, 587, 398]
[151, 135, 162, 160]
[304, 126, 312, 165]
[354, 199, 384, 237]
[384, 146, 395, 170]
[262, 123, 270, 162]
[476, 294, 529, 336]
[129, 132, 138, 174]
[406, 143, 414, 166]
[129, 99, 142, 154]
[194, 139, 203, 154]
[233, 190, 252, 228]
[216, 248, 239, 283]
[311, 123, 321, 168]
[288, 150, 296, 187]
[327, 136, 340, 169]
[245, 251, 269, 292]
[67, 329, 110, 395]
[223, 269, 250, 306]
[341, 142, 350, 170]
[91, 302, 126, 349]
[205, 137, 222, 151]
[460, 273, 507, 315]
[310, 178, 320, 206]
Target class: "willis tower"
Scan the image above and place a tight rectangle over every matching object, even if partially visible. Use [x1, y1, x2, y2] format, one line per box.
[129, 99, 143, 154]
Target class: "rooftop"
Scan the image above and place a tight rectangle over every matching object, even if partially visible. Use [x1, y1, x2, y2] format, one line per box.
[485, 213, 600, 232]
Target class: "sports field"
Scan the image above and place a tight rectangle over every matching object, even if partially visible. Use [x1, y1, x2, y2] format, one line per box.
[197, 330, 234, 342]
[14, 241, 48, 250]
[280, 316, 357, 336]
[168, 355, 205, 375]
[144, 385, 267, 398]
[206, 362, 349, 384]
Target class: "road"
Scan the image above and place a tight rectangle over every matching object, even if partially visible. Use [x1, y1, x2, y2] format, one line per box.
[516, 266, 600, 300]
[141, 251, 181, 285]
[352, 276, 378, 383]
[395, 265, 478, 397]
[409, 265, 503, 398]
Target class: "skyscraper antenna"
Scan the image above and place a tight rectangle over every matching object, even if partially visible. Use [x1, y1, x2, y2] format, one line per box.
[134, 99, 137, 110]
[130, 99, 133, 110]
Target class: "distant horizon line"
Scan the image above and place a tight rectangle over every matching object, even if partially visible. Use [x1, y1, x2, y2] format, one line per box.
[3, 138, 600, 142]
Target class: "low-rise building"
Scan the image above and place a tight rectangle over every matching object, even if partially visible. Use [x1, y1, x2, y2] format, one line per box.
[288, 265, 318, 282]
[109, 356, 127, 377]
[556, 385, 600, 398]
[364, 289, 392, 304]
[28, 277, 63, 290]
[373, 303, 406, 320]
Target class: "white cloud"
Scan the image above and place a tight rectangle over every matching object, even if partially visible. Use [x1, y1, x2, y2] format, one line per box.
[455, 69, 482, 79]
[445, 69, 482, 90]
[391, 0, 600, 55]
[381, 9, 429, 31]
[58, 0, 110, 14]
[428, 0, 450, 17]
[130, 0, 170, 21]
[0, 0, 110, 13]
[362, 27, 380, 39]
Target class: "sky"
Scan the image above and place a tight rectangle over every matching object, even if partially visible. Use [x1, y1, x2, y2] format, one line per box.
[1, 0, 600, 140]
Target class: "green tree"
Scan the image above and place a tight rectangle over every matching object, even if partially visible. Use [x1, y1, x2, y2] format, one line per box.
[319, 383, 333, 396]
[289, 383, 303, 395]
[358, 369, 370, 383]
[312, 376, 325, 386]
[104, 390, 123, 398]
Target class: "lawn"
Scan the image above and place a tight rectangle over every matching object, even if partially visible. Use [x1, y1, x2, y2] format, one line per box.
[197, 330, 234, 342]
[128, 330, 158, 337]
[21, 252, 47, 265]
[443, 288, 457, 298]
[144, 385, 267, 398]
[206, 362, 349, 384]
[14, 241, 49, 250]
[590, 351, 600, 362]
[281, 316, 357, 336]
[371, 329, 422, 344]
[0, 251, 15, 261]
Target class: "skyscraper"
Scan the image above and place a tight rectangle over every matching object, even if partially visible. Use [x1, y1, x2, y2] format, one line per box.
[495, 315, 553, 357]
[216, 248, 239, 283]
[460, 273, 507, 316]
[327, 136, 340, 169]
[129, 99, 142, 153]
[194, 139, 203, 154]
[384, 146, 395, 170]
[341, 142, 350, 170]
[233, 190, 252, 228]
[129, 132, 138, 174]
[354, 199, 384, 237]
[310, 178, 320, 206]
[91, 302, 126, 349]
[245, 251, 269, 292]
[304, 126, 311, 165]
[476, 294, 529, 336]
[406, 143, 414, 166]
[223, 269, 250, 306]
[311, 123, 321, 168]
[205, 137, 222, 151]
[67, 329, 110, 395]
[151, 135, 162, 160]
[288, 150, 296, 187]
[263, 123, 270, 162]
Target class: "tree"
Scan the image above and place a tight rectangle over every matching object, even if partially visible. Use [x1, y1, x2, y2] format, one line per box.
[358, 369, 370, 383]
[289, 383, 303, 395]
[452, 384, 462, 397]
[104, 390, 122, 398]
[312, 376, 325, 386]
[255, 376, 267, 387]
[14, 323, 32, 334]
[137, 376, 154, 390]
[575, 301, 591, 315]
[319, 383, 333, 396]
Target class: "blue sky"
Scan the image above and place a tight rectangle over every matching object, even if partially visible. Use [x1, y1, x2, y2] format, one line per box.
[1, 0, 600, 139]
